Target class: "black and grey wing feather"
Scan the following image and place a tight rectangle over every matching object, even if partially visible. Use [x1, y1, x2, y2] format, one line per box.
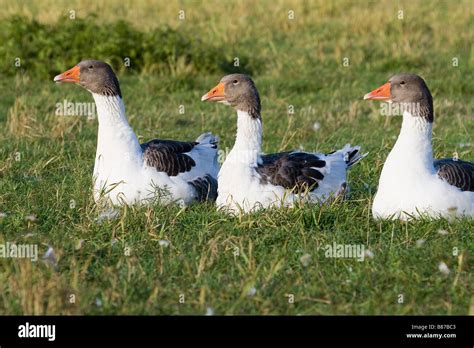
[434, 158, 474, 192]
[257, 152, 326, 193]
[189, 174, 218, 202]
[141, 140, 198, 176]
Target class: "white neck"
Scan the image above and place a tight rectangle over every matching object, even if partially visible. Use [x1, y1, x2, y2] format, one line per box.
[93, 93, 129, 127]
[227, 110, 262, 166]
[388, 111, 434, 171]
[92, 94, 142, 170]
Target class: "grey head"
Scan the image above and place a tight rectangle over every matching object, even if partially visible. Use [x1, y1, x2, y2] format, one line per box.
[390, 74, 433, 122]
[202, 74, 261, 119]
[389, 74, 431, 101]
[365, 73, 434, 122]
[54, 60, 122, 98]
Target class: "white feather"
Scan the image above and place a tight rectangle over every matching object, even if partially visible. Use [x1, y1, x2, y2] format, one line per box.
[92, 94, 219, 205]
[373, 111, 474, 219]
[217, 110, 356, 213]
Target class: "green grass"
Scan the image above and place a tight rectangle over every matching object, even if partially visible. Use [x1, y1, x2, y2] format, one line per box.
[0, 0, 472, 315]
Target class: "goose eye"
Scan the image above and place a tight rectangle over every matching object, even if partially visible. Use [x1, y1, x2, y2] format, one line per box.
[232, 80, 239, 85]
[400, 81, 406, 85]
[88, 65, 94, 70]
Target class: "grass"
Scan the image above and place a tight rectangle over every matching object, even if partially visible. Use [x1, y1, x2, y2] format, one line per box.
[0, 0, 472, 315]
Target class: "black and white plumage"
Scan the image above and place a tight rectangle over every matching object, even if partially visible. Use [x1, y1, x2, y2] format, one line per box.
[257, 149, 364, 193]
[54, 60, 219, 205]
[202, 74, 366, 213]
[189, 174, 218, 202]
[434, 159, 474, 192]
[257, 152, 326, 192]
[141, 140, 199, 176]
[364, 73, 474, 219]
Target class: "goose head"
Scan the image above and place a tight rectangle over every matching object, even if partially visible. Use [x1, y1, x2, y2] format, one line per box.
[54, 60, 122, 98]
[201, 74, 261, 119]
[364, 73, 433, 122]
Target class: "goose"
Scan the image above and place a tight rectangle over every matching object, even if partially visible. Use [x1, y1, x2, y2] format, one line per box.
[54, 60, 219, 206]
[364, 73, 474, 219]
[201, 74, 366, 213]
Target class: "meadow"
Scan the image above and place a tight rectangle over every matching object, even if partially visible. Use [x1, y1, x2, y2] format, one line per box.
[0, 0, 472, 315]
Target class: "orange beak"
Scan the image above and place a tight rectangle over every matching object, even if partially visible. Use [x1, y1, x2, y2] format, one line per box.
[54, 65, 80, 83]
[201, 82, 225, 102]
[363, 82, 391, 100]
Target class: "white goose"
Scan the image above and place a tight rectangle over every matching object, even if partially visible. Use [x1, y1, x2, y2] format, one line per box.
[201, 74, 366, 213]
[364, 73, 474, 219]
[54, 60, 219, 205]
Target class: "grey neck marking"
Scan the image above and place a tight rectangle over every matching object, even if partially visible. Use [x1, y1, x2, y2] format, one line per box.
[235, 89, 261, 120]
[246, 104, 261, 120]
[402, 97, 433, 123]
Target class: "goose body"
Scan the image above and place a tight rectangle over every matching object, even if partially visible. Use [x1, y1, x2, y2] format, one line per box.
[202, 74, 365, 213]
[55, 60, 219, 205]
[372, 111, 473, 219]
[365, 74, 474, 219]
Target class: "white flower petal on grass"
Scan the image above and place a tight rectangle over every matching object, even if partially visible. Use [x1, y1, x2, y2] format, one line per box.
[437, 229, 449, 236]
[247, 286, 257, 297]
[95, 208, 119, 223]
[438, 262, 450, 275]
[158, 240, 170, 247]
[43, 247, 58, 268]
[299, 253, 312, 267]
[205, 307, 214, 316]
[312, 122, 321, 131]
[364, 249, 374, 259]
[25, 214, 36, 222]
[0, 212, 7, 218]
[416, 239, 426, 247]
[95, 298, 103, 307]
